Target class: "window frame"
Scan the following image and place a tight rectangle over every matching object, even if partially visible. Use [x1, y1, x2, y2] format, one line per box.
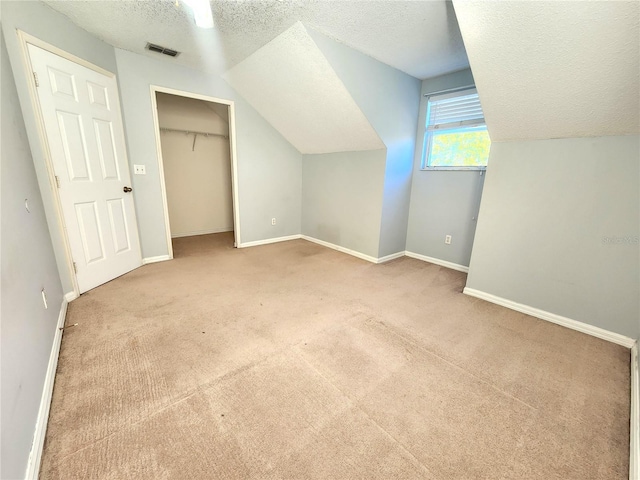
[420, 88, 489, 171]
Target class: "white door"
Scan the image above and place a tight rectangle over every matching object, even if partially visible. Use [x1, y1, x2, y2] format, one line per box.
[28, 44, 142, 293]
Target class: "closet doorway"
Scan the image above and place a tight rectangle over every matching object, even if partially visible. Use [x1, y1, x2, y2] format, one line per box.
[151, 87, 240, 259]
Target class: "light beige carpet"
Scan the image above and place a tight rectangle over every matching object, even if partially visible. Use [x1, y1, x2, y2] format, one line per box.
[40, 233, 630, 479]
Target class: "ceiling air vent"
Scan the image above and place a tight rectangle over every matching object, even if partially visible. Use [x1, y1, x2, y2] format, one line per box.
[146, 42, 180, 57]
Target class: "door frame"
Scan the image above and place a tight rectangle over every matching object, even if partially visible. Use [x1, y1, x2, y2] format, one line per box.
[149, 86, 241, 258]
[17, 30, 141, 300]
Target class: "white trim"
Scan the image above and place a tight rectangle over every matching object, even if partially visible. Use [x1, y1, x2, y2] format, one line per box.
[238, 234, 302, 248]
[149, 86, 242, 260]
[142, 255, 171, 265]
[377, 251, 406, 264]
[149, 87, 175, 261]
[463, 288, 636, 348]
[631, 342, 639, 480]
[422, 166, 486, 172]
[405, 251, 469, 273]
[171, 227, 233, 238]
[239, 235, 404, 265]
[17, 30, 81, 299]
[228, 102, 241, 248]
[24, 299, 68, 480]
[18, 31, 114, 78]
[300, 236, 378, 263]
[64, 291, 78, 303]
[152, 87, 233, 105]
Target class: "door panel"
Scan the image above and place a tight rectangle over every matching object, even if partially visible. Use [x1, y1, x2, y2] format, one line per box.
[94, 120, 120, 180]
[48, 67, 77, 100]
[75, 202, 105, 264]
[57, 111, 91, 181]
[106, 199, 131, 254]
[87, 81, 109, 109]
[29, 43, 142, 293]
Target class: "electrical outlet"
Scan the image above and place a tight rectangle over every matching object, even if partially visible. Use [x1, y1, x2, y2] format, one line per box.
[445, 235, 452, 245]
[271, 218, 276, 226]
[134, 164, 146, 175]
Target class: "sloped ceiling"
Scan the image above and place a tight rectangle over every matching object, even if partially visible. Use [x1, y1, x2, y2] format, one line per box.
[453, 0, 640, 142]
[224, 22, 383, 154]
[43, 0, 468, 79]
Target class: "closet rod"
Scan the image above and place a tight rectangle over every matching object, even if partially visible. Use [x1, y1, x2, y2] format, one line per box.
[159, 127, 228, 139]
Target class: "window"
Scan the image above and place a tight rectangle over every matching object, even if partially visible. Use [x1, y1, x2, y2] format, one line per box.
[421, 88, 490, 170]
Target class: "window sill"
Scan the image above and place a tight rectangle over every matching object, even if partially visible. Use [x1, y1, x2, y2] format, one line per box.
[421, 166, 487, 171]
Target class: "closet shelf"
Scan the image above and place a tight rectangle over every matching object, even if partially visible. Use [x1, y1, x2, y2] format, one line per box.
[159, 127, 228, 139]
[160, 127, 229, 151]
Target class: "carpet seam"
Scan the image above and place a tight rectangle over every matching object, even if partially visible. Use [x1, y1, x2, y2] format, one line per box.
[371, 318, 539, 412]
[41, 233, 629, 479]
[50, 333, 335, 466]
[295, 350, 436, 478]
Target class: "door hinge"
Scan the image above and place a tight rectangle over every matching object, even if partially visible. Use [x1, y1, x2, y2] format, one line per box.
[55, 175, 60, 188]
[33, 72, 39, 88]
[73, 262, 77, 274]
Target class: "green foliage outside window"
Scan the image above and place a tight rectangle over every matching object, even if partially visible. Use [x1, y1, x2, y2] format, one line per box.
[428, 128, 491, 168]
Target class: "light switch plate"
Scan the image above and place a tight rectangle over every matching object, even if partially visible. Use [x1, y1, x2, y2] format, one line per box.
[134, 164, 146, 175]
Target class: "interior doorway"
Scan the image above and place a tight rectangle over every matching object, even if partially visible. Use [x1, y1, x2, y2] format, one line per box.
[150, 87, 240, 258]
[24, 36, 142, 296]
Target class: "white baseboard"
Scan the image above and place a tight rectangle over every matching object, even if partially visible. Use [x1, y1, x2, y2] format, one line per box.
[64, 291, 78, 302]
[171, 227, 233, 238]
[405, 251, 469, 273]
[238, 234, 302, 248]
[377, 251, 406, 264]
[299, 239, 453, 267]
[463, 287, 636, 348]
[238, 235, 400, 265]
[301, 235, 379, 263]
[142, 255, 171, 265]
[631, 342, 639, 480]
[25, 299, 68, 480]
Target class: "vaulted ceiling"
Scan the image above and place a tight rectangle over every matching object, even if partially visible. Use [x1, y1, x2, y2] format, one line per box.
[43, 0, 639, 145]
[224, 22, 384, 154]
[453, 0, 640, 141]
[43, 0, 469, 80]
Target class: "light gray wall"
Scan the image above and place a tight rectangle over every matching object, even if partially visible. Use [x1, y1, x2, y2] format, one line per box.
[407, 170, 484, 265]
[1, 27, 64, 480]
[114, 48, 302, 255]
[302, 150, 386, 258]
[1, 0, 119, 295]
[379, 140, 422, 257]
[306, 28, 422, 257]
[466, 135, 640, 338]
[406, 69, 485, 266]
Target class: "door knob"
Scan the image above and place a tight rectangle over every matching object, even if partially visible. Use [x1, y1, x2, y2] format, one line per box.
[123, 186, 133, 193]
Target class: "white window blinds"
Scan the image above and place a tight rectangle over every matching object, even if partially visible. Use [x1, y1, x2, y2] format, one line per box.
[427, 90, 485, 131]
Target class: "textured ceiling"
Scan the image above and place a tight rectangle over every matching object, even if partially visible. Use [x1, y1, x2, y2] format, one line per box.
[43, 0, 468, 79]
[224, 22, 383, 154]
[453, 0, 640, 141]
